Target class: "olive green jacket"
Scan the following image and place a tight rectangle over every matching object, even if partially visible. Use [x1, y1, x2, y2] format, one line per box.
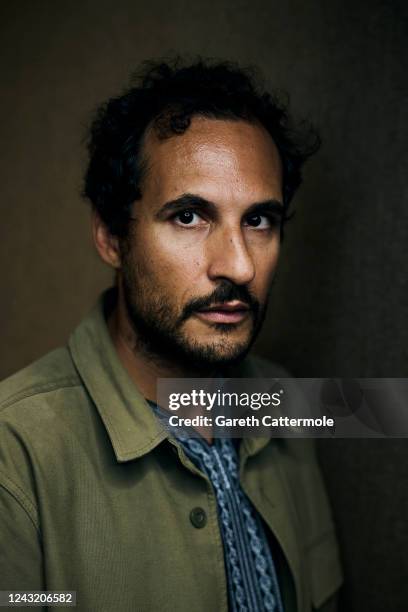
[0, 292, 343, 611]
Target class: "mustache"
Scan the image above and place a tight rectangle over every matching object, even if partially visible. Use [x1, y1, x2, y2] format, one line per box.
[179, 280, 260, 324]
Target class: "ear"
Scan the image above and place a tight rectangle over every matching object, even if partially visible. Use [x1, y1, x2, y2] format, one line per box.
[92, 211, 122, 269]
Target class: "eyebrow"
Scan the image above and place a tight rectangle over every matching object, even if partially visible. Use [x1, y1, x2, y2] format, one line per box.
[155, 192, 284, 219]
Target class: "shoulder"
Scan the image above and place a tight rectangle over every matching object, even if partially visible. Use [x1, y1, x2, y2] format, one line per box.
[0, 347, 87, 479]
[0, 347, 91, 519]
[0, 346, 81, 417]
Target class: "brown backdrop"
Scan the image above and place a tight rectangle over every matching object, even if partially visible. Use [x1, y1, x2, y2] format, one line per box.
[1, 1, 407, 610]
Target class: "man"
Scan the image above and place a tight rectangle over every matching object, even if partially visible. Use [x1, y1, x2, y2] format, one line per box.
[0, 59, 342, 611]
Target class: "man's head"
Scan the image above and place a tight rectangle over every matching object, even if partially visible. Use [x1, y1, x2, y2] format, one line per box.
[84, 58, 319, 371]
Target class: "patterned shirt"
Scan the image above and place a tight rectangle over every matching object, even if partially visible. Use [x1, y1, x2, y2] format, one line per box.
[148, 400, 284, 612]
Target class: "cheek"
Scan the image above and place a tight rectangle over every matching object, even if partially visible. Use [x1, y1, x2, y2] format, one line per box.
[134, 226, 206, 289]
[252, 241, 280, 294]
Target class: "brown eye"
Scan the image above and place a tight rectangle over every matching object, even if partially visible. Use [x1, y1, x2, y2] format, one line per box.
[247, 214, 262, 227]
[245, 214, 274, 229]
[173, 210, 205, 227]
[177, 211, 195, 224]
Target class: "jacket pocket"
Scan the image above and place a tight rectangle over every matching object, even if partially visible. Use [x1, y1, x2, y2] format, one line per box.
[307, 529, 343, 610]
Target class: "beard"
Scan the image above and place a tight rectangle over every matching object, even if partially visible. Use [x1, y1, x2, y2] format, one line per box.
[120, 250, 271, 372]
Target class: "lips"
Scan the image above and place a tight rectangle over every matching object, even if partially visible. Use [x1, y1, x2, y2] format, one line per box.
[195, 301, 250, 324]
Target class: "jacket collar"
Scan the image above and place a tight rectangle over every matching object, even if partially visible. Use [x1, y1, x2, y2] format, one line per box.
[68, 288, 168, 462]
[68, 288, 273, 463]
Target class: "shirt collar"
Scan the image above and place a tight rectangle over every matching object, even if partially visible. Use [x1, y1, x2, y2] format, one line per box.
[68, 288, 168, 462]
[68, 287, 272, 463]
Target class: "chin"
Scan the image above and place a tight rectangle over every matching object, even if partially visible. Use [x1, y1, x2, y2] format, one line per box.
[183, 339, 252, 368]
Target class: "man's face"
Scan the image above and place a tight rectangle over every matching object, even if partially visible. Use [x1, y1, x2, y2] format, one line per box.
[119, 116, 283, 370]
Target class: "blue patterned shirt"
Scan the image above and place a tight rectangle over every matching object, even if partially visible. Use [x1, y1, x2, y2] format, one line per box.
[148, 401, 284, 612]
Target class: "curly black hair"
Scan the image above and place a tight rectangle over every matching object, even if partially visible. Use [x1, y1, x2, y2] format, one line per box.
[83, 57, 320, 237]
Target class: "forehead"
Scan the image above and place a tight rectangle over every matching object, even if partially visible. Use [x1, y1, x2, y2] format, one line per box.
[141, 116, 283, 204]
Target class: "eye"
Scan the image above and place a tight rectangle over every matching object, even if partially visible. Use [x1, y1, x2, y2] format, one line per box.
[244, 213, 279, 230]
[173, 210, 205, 227]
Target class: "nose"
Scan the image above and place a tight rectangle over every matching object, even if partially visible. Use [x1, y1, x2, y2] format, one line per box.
[206, 226, 256, 285]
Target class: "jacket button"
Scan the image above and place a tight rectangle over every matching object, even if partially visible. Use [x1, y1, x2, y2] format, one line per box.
[190, 507, 207, 528]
